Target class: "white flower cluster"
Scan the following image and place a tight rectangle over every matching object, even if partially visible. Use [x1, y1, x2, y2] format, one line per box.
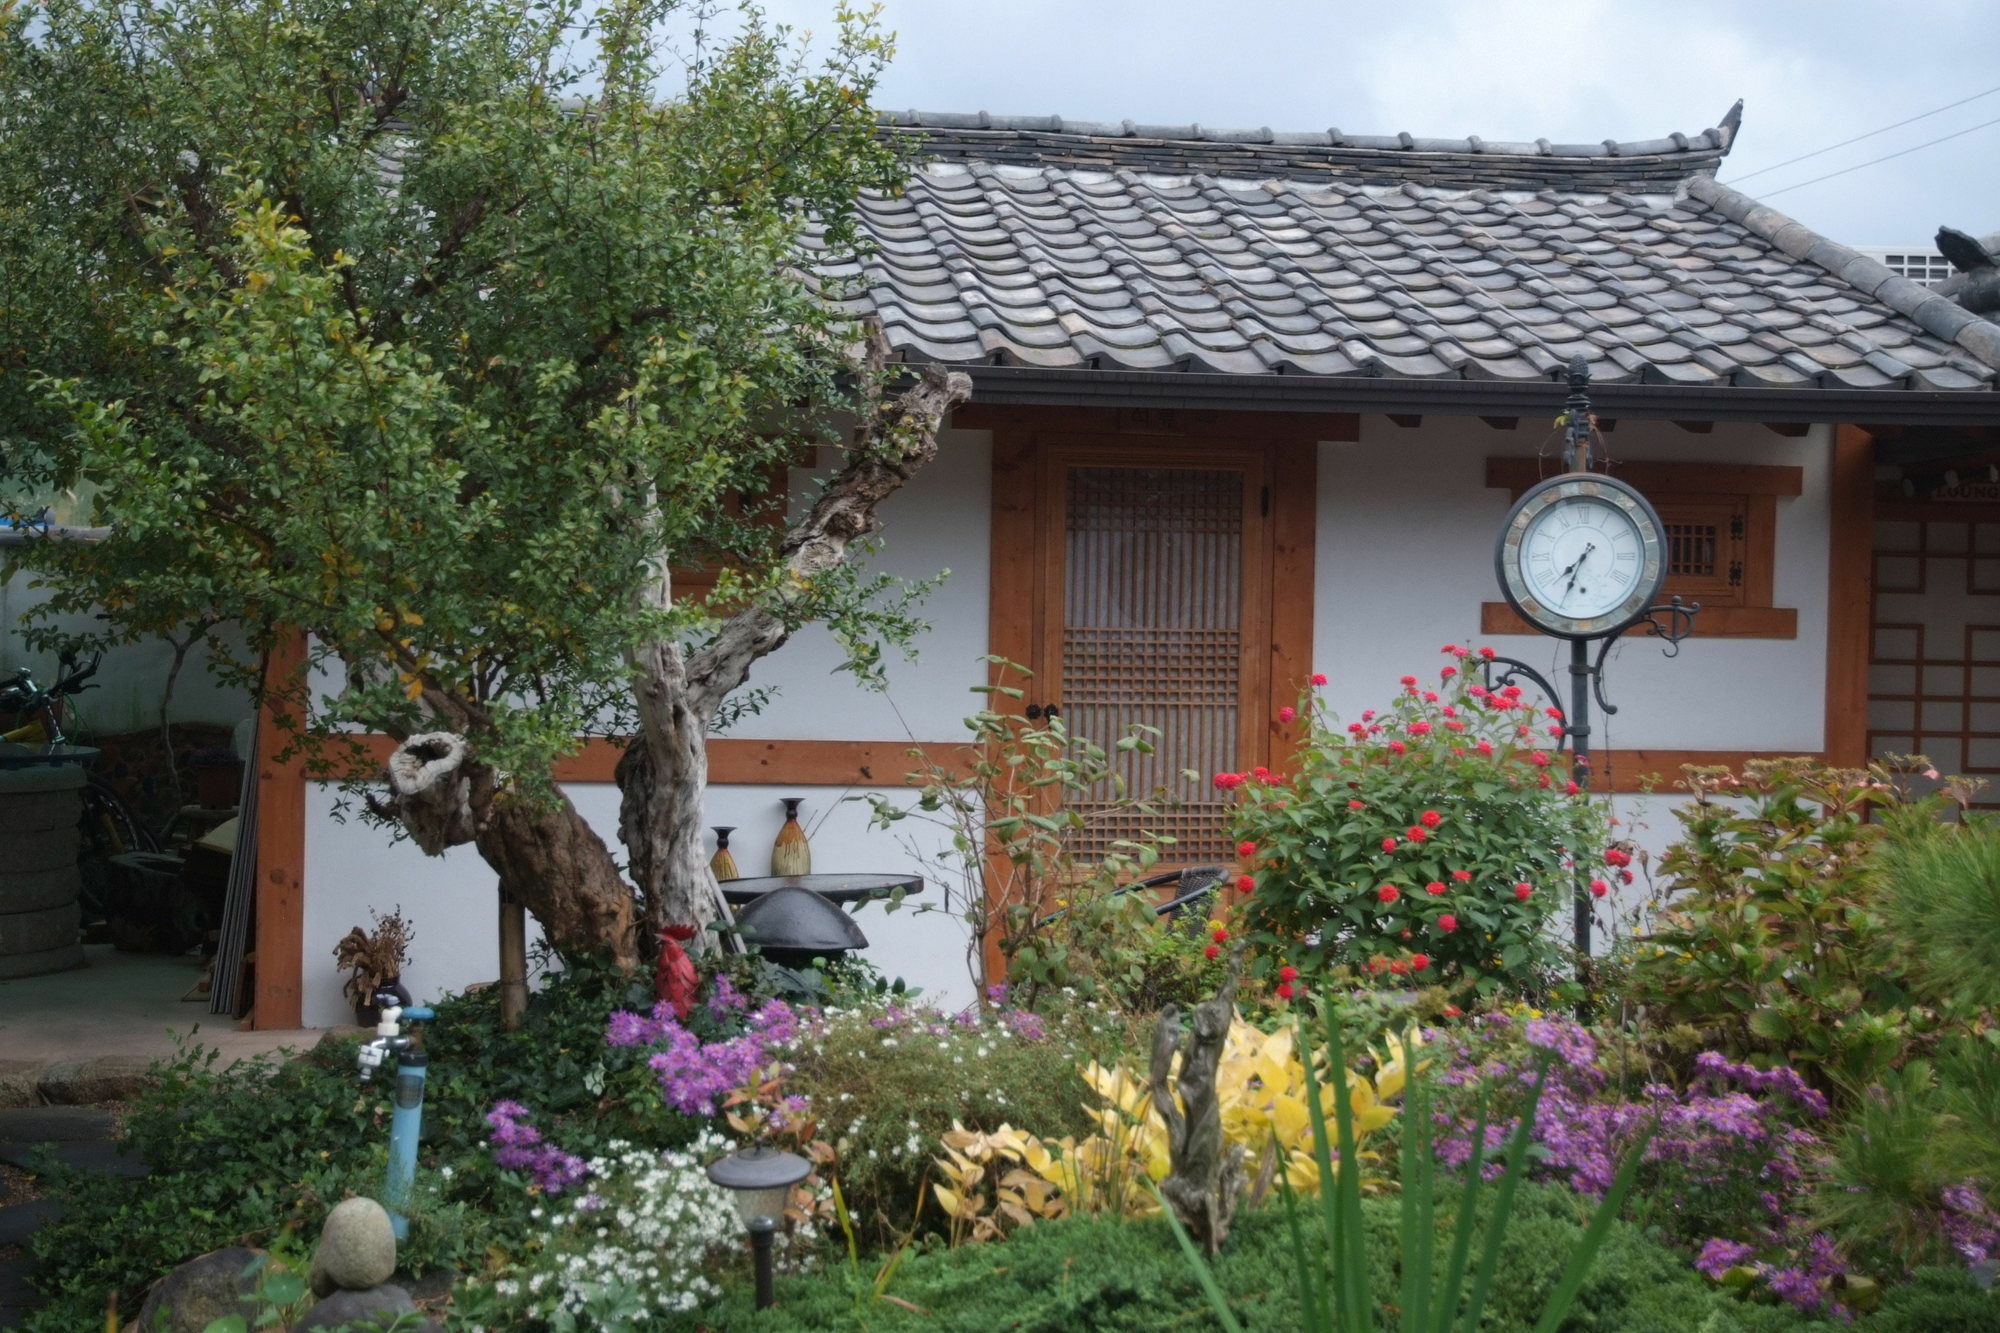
[484, 1130, 745, 1323]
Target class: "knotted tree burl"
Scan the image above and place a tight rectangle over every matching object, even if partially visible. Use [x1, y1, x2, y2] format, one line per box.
[0, 0, 968, 968]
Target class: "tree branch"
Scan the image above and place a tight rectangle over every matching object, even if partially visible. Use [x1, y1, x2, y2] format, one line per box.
[683, 324, 970, 719]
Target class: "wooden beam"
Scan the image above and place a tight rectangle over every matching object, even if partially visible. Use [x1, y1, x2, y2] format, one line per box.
[1593, 749, 1824, 793]
[1824, 426, 1875, 766]
[1595, 418, 1617, 433]
[1672, 420, 1715, 434]
[1484, 456, 1805, 497]
[1387, 413, 1423, 428]
[950, 402, 1359, 441]
[1479, 416, 1519, 431]
[252, 633, 308, 1031]
[1762, 422, 1811, 437]
[312, 733, 966, 787]
[1480, 601, 1798, 639]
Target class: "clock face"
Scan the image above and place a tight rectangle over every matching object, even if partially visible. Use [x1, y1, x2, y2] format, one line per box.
[1496, 475, 1667, 638]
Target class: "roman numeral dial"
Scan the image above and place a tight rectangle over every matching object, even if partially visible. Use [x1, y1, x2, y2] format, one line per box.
[1496, 475, 1668, 639]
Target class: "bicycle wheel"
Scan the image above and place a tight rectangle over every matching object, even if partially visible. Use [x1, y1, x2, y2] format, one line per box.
[75, 777, 160, 923]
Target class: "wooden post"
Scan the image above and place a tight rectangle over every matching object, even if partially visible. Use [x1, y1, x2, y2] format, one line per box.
[1825, 426, 1876, 767]
[252, 633, 308, 1030]
[498, 890, 527, 1031]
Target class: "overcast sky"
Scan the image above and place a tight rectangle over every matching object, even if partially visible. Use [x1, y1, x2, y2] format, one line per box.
[746, 0, 1999, 250]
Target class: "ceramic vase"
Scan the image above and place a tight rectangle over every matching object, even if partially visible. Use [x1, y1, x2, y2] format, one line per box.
[709, 826, 741, 881]
[771, 797, 812, 877]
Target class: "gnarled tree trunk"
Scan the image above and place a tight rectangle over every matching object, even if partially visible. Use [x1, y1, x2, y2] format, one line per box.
[1150, 949, 1247, 1255]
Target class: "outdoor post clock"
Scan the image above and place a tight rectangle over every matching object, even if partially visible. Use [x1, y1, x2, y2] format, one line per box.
[1482, 357, 1697, 966]
[1495, 472, 1668, 640]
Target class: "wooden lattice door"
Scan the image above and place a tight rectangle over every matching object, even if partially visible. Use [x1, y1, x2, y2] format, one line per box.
[1028, 445, 1275, 865]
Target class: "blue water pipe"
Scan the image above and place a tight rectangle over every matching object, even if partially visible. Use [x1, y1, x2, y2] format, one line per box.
[356, 994, 437, 1241]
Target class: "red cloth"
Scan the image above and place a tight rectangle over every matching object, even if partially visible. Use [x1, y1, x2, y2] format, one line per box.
[655, 925, 699, 1019]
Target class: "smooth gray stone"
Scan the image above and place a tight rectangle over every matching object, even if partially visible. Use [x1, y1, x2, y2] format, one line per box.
[133, 1246, 266, 1333]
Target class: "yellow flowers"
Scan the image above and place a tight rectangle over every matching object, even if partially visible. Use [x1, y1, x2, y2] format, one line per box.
[931, 1020, 1421, 1243]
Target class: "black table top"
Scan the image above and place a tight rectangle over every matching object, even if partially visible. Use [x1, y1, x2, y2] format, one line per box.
[719, 873, 925, 905]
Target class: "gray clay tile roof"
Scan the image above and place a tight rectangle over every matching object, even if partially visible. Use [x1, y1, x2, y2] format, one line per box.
[803, 107, 2000, 395]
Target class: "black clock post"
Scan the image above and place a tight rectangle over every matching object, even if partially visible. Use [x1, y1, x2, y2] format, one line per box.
[1484, 357, 1700, 962]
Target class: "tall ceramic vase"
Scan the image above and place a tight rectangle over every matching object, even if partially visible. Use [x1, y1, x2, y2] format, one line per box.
[771, 797, 812, 877]
[709, 826, 741, 881]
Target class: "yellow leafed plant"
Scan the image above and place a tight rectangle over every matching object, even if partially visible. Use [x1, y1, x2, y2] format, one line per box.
[932, 1020, 1422, 1242]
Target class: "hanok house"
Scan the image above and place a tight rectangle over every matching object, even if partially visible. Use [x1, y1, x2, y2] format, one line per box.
[251, 104, 1999, 1024]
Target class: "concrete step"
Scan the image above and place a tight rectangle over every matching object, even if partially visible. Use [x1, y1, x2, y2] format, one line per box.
[0, 1198, 61, 1247]
[0, 1106, 115, 1143]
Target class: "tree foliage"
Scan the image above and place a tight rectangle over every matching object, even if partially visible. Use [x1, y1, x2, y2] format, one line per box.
[0, 0, 970, 959]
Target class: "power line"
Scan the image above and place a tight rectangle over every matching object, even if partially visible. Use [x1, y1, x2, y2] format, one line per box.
[1723, 81, 2000, 184]
[1753, 113, 2000, 200]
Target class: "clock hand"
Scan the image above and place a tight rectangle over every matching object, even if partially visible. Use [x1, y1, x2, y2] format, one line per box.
[1561, 543, 1596, 597]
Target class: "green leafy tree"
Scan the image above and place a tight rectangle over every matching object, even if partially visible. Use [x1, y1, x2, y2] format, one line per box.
[0, 0, 969, 966]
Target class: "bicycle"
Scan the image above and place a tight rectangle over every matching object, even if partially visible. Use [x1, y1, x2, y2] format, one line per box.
[2, 652, 168, 932]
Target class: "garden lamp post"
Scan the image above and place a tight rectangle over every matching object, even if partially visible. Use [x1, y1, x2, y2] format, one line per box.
[1489, 355, 1700, 964]
[707, 1145, 810, 1310]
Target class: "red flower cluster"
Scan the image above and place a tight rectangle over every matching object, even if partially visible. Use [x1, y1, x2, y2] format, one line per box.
[1237, 840, 1257, 859]
[1425, 880, 1447, 896]
[1420, 809, 1442, 828]
[1376, 884, 1400, 904]
[1451, 869, 1473, 882]
[1590, 878, 1610, 899]
[1514, 882, 1534, 901]
[1311, 673, 1328, 686]
[1604, 847, 1632, 868]
[1277, 705, 1297, 723]
[1235, 873, 1255, 894]
[1437, 913, 1458, 933]
[1212, 771, 1247, 790]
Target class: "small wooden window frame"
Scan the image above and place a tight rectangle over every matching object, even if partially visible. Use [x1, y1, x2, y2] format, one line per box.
[669, 446, 816, 597]
[1481, 458, 1800, 639]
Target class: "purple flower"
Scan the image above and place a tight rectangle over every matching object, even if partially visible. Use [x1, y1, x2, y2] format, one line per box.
[1695, 1238, 1758, 1280]
[484, 1102, 588, 1195]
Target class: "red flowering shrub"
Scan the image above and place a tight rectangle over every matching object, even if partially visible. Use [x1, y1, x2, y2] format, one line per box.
[1222, 649, 1608, 998]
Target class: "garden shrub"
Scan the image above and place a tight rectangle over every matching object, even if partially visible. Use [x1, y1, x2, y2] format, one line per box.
[673, 1185, 1803, 1332]
[777, 996, 1144, 1245]
[1625, 758, 1977, 1096]
[1226, 648, 1607, 999]
[22, 957, 699, 1328]
[866, 662, 1193, 1010]
[452, 1129, 756, 1328]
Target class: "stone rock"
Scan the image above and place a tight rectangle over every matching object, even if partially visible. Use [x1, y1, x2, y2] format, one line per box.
[0, 1197, 63, 1246]
[294, 1284, 436, 1331]
[0, 1105, 115, 1142]
[310, 1197, 397, 1294]
[132, 1246, 266, 1333]
[35, 1055, 154, 1105]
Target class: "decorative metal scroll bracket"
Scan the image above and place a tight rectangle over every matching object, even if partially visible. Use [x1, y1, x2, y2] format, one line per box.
[1477, 596, 1701, 750]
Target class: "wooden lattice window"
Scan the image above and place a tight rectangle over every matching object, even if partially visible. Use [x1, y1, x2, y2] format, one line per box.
[1482, 458, 1799, 638]
[1653, 497, 1751, 609]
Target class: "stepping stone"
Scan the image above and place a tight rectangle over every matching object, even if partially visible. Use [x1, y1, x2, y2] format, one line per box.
[0, 1106, 115, 1144]
[0, 1198, 60, 1247]
[0, 1138, 146, 1178]
[0, 1251, 42, 1316]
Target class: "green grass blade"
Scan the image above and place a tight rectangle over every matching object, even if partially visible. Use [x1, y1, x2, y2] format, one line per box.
[1460, 1053, 1553, 1333]
[1155, 1183, 1248, 1333]
[1298, 1013, 1350, 1327]
[1277, 1152, 1333, 1333]
[1527, 1114, 1660, 1333]
[1325, 1007, 1371, 1333]
[1402, 1027, 1434, 1333]
[1434, 1083, 1492, 1333]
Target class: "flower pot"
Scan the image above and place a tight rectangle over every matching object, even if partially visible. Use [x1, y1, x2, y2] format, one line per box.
[354, 975, 413, 1027]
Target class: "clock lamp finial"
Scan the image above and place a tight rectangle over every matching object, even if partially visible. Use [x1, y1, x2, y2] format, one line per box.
[1560, 354, 1597, 474]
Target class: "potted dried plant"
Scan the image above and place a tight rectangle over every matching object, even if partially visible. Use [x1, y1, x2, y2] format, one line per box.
[333, 906, 415, 1025]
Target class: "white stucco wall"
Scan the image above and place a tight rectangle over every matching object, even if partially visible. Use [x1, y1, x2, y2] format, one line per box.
[1315, 417, 1831, 753]
[302, 779, 976, 1028]
[295, 413, 1843, 1014]
[0, 573, 255, 735]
